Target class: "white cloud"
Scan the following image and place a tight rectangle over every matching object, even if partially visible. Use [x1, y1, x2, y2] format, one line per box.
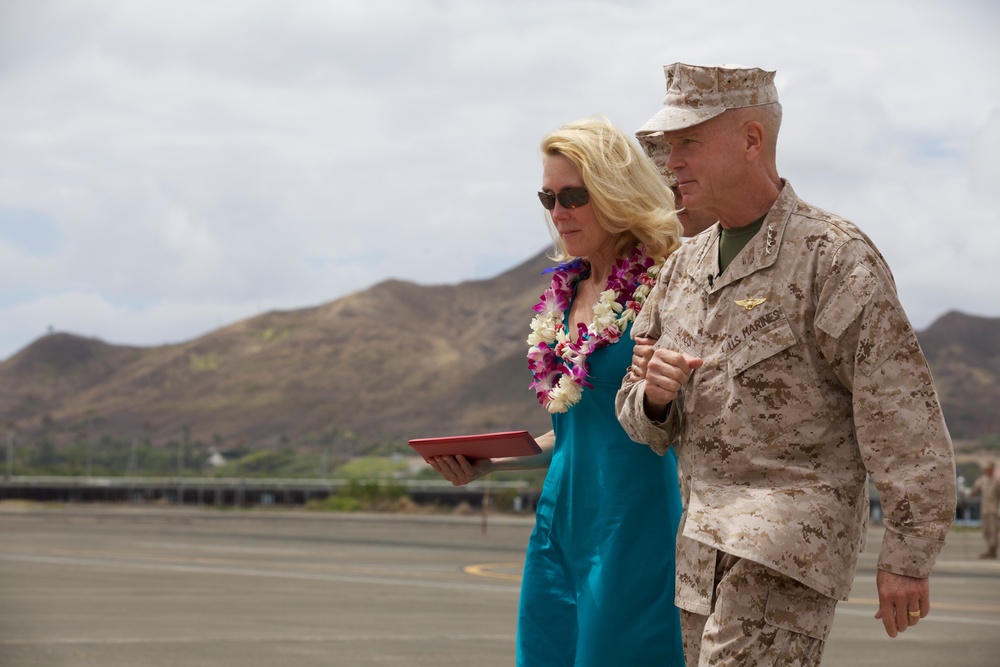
[0, 0, 998, 361]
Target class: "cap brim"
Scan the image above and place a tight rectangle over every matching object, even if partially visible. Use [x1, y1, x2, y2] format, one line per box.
[636, 105, 726, 135]
[635, 137, 676, 185]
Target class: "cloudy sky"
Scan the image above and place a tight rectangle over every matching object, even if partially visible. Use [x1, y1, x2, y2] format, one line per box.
[1, 0, 997, 362]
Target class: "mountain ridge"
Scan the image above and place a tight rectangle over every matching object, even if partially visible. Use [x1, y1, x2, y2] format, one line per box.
[1, 252, 997, 453]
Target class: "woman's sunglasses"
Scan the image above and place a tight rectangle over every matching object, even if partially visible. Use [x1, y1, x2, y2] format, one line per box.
[537, 187, 590, 211]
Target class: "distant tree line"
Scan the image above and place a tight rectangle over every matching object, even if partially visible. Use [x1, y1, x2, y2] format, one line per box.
[1, 427, 550, 484]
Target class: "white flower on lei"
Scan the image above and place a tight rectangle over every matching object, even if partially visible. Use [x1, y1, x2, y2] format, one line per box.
[527, 313, 560, 346]
[591, 289, 623, 335]
[545, 375, 584, 414]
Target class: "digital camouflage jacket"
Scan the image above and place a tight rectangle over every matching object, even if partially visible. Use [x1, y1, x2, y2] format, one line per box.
[616, 181, 956, 610]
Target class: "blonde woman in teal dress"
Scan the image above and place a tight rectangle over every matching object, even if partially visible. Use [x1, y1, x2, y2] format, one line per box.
[429, 116, 685, 666]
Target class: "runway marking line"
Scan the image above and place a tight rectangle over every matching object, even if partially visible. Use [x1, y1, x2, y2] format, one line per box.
[0, 545, 472, 583]
[464, 563, 1000, 614]
[845, 597, 1000, 614]
[464, 563, 522, 582]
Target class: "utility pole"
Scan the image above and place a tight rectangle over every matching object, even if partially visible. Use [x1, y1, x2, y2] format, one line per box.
[179, 426, 190, 478]
[126, 436, 138, 476]
[85, 415, 93, 479]
[5, 430, 13, 481]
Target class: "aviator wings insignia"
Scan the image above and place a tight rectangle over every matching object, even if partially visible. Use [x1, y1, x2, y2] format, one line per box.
[734, 298, 767, 311]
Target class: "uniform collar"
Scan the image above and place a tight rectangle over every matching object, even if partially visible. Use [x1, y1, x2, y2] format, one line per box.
[690, 180, 797, 292]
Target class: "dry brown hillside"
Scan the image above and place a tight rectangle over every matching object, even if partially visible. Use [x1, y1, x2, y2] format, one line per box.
[0, 251, 556, 453]
[917, 311, 1000, 441]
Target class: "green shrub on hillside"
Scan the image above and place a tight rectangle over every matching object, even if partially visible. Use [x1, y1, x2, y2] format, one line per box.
[305, 478, 410, 512]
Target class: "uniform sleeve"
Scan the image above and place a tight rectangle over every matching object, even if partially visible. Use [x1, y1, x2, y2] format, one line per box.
[814, 238, 956, 578]
[615, 269, 677, 455]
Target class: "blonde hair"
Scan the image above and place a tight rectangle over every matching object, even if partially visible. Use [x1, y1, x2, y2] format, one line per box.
[540, 116, 681, 262]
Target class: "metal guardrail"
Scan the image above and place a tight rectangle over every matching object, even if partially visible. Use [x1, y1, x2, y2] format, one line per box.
[0, 475, 536, 509]
[0, 475, 528, 489]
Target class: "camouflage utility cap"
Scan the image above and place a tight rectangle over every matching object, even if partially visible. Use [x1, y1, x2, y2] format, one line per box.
[636, 62, 778, 136]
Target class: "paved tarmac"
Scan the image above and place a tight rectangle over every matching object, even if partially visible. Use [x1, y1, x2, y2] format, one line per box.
[1, 503, 998, 666]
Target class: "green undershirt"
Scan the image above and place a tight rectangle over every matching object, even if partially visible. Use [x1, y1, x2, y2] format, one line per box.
[718, 214, 767, 274]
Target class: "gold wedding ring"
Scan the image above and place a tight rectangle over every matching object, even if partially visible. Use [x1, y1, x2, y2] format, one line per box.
[907, 610, 921, 617]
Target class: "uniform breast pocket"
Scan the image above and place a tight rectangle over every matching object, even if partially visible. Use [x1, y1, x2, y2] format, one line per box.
[726, 310, 826, 442]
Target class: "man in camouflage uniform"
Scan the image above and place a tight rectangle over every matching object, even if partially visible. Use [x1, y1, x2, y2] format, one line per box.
[615, 63, 957, 666]
[970, 461, 999, 558]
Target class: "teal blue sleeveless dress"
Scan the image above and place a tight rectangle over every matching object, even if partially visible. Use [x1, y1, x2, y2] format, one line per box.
[516, 312, 685, 666]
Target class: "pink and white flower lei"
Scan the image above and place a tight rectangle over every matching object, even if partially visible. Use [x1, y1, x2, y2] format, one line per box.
[527, 245, 664, 414]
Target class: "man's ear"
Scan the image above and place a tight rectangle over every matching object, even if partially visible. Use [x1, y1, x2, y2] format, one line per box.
[743, 120, 765, 161]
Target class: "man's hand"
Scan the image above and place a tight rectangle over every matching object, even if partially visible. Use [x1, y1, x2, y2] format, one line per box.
[641, 347, 703, 421]
[874, 570, 929, 637]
